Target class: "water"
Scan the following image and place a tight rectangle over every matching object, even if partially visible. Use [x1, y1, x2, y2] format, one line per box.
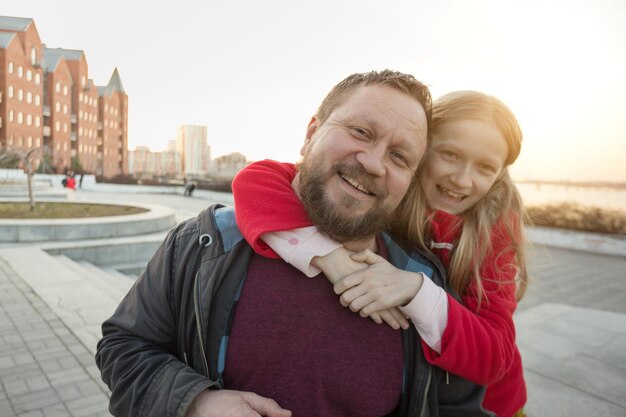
[516, 183, 626, 211]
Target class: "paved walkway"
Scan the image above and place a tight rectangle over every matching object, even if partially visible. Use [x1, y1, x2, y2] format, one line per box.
[1, 190, 625, 416]
[0, 258, 110, 417]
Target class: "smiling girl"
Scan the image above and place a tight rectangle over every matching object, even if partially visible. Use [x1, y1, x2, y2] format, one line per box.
[232, 90, 528, 417]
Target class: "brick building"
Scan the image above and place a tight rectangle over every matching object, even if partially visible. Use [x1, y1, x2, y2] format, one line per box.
[0, 16, 128, 177]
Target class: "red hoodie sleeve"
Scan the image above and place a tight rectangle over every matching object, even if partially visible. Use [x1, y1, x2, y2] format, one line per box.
[231, 159, 314, 258]
[422, 219, 519, 385]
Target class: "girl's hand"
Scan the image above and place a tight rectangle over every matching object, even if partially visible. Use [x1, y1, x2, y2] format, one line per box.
[313, 247, 409, 329]
[334, 250, 424, 319]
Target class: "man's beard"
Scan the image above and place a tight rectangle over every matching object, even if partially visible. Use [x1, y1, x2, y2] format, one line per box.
[298, 158, 396, 243]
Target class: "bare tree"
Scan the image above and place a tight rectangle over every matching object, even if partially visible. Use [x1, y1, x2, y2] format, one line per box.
[24, 149, 37, 211]
[0, 148, 22, 169]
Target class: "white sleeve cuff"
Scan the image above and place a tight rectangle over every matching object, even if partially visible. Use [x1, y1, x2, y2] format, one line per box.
[261, 227, 342, 277]
[399, 275, 449, 354]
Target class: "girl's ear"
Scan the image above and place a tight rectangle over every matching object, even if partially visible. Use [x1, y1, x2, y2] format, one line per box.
[301, 116, 319, 156]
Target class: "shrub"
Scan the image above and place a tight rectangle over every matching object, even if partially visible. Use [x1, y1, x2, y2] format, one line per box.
[527, 202, 626, 235]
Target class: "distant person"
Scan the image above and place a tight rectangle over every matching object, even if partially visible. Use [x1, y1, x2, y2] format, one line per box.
[232, 91, 529, 417]
[96, 70, 490, 417]
[187, 181, 196, 197]
[79, 174, 84, 188]
[66, 174, 76, 190]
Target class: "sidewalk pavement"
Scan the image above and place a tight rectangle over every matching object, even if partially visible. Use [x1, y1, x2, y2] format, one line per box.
[0, 257, 110, 417]
[1, 191, 625, 417]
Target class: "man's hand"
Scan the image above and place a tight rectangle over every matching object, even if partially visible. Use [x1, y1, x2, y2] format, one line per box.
[334, 250, 424, 319]
[185, 389, 292, 417]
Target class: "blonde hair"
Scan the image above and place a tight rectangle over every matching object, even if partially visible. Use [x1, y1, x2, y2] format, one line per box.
[391, 91, 529, 306]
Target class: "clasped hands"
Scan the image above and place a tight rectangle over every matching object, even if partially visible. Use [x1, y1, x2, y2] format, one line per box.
[313, 248, 424, 330]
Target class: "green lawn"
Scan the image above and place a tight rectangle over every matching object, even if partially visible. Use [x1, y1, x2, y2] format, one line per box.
[0, 202, 148, 219]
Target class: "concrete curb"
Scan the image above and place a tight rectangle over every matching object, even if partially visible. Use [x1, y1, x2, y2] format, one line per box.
[527, 226, 626, 257]
[0, 199, 176, 243]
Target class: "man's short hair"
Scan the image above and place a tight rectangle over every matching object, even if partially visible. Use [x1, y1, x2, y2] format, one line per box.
[315, 69, 433, 143]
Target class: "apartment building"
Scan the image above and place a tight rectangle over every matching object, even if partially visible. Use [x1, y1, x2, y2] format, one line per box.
[0, 15, 128, 177]
[0, 17, 44, 168]
[176, 125, 210, 177]
[128, 146, 181, 178]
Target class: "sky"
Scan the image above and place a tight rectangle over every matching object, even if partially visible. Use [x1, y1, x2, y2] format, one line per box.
[4, 0, 626, 182]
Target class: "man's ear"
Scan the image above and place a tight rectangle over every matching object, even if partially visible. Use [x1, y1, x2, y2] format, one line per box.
[300, 116, 318, 156]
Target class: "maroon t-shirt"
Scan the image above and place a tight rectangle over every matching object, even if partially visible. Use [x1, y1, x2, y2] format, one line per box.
[223, 253, 403, 416]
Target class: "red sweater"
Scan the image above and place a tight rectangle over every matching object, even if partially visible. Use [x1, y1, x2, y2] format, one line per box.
[232, 159, 526, 417]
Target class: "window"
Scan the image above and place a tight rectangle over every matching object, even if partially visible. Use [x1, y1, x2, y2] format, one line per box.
[26, 114, 32, 126]
[64, 123, 68, 133]
[17, 89, 23, 101]
[55, 102, 61, 112]
[31, 47, 36, 65]
[26, 92, 32, 104]
[8, 61, 13, 74]
[35, 73, 40, 85]
[8, 110, 13, 122]
[79, 93, 83, 101]
[63, 85, 68, 96]
[81, 76, 86, 88]
[18, 66, 23, 78]
[55, 82, 61, 93]
[17, 112, 23, 124]
[35, 116, 40, 127]
[8, 136, 13, 146]
[36, 137, 41, 147]
[35, 95, 40, 105]
[63, 104, 68, 114]
[27, 137, 33, 147]
[64, 142, 68, 151]
[8, 86, 13, 98]
[55, 121, 61, 132]
[26, 70, 32, 81]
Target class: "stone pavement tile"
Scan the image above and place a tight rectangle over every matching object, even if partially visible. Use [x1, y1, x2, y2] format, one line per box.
[524, 370, 626, 417]
[76, 380, 105, 397]
[517, 303, 626, 412]
[11, 387, 62, 415]
[47, 368, 91, 389]
[600, 333, 626, 371]
[4, 379, 28, 396]
[1, 362, 42, 384]
[38, 358, 63, 374]
[0, 356, 14, 370]
[54, 383, 83, 403]
[0, 399, 15, 417]
[521, 246, 626, 314]
[25, 375, 51, 392]
[16, 410, 44, 417]
[36, 404, 71, 417]
[65, 393, 110, 417]
[522, 347, 626, 408]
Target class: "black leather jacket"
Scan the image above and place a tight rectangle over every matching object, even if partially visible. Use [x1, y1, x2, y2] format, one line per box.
[96, 205, 492, 417]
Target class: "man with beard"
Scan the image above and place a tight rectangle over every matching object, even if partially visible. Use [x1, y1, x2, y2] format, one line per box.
[96, 70, 489, 417]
